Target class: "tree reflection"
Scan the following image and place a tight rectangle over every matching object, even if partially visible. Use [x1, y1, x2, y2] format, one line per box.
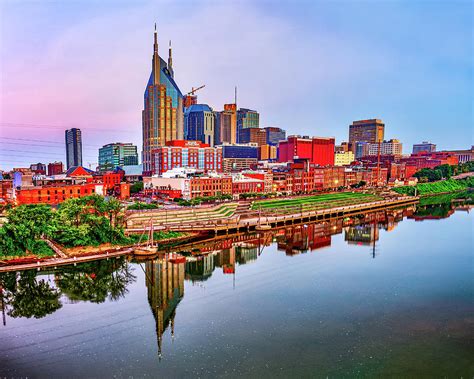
[0, 257, 136, 321]
[55, 258, 136, 303]
[1, 270, 62, 319]
[413, 191, 473, 220]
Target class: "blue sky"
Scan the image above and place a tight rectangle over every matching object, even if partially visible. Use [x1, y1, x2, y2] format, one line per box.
[0, 0, 472, 169]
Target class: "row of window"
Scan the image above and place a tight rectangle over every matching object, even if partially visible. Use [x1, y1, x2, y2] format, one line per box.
[35, 188, 95, 195]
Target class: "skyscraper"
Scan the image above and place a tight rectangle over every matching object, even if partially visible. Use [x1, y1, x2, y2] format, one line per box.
[142, 25, 184, 175]
[237, 108, 259, 143]
[65, 128, 82, 169]
[184, 104, 215, 146]
[98, 143, 139, 172]
[349, 119, 385, 144]
[215, 104, 237, 145]
[264, 127, 286, 146]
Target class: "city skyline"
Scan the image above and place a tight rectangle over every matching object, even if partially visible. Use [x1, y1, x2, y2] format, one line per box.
[1, 0, 472, 170]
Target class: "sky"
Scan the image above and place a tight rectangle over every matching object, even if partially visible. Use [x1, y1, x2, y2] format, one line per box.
[0, 0, 472, 170]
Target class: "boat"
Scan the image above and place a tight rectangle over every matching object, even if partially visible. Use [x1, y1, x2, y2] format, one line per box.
[133, 246, 158, 256]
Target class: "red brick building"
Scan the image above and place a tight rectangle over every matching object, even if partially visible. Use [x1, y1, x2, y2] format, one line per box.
[15, 181, 130, 205]
[189, 176, 232, 198]
[47, 161, 64, 176]
[16, 183, 101, 205]
[232, 178, 265, 194]
[151, 140, 223, 175]
[278, 136, 335, 166]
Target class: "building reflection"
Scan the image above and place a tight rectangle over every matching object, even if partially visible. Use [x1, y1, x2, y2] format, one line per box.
[145, 257, 185, 358]
[145, 206, 417, 356]
[345, 224, 379, 246]
[185, 244, 259, 281]
[276, 221, 340, 255]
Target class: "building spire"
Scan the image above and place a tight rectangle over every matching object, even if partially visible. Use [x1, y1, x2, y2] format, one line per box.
[168, 40, 173, 70]
[152, 23, 160, 85]
[153, 23, 158, 54]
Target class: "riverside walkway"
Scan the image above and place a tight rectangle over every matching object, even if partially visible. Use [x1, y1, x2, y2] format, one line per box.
[0, 247, 134, 273]
[126, 196, 418, 235]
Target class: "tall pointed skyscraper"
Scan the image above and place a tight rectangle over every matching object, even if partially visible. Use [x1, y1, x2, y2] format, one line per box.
[142, 25, 184, 175]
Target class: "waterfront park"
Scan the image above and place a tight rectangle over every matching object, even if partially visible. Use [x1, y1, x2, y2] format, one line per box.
[1, 175, 472, 270]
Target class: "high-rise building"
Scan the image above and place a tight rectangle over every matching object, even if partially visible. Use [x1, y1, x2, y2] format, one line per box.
[65, 128, 83, 169]
[237, 108, 259, 142]
[98, 143, 139, 172]
[413, 141, 436, 154]
[47, 161, 64, 176]
[239, 127, 267, 146]
[215, 104, 237, 145]
[354, 141, 369, 159]
[151, 140, 222, 175]
[367, 139, 403, 156]
[278, 136, 335, 166]
[142, 26, 184, 175]
[349, 119, 385, 144]
[264, 127, 286, 146]
[184, 104, 215, 146]
[221, 143, 259, 172]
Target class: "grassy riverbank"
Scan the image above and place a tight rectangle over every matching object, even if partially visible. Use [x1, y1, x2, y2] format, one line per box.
[392, 177, 474, 196]
[0, 195, 189, 262]
[251, 192, 382, 211]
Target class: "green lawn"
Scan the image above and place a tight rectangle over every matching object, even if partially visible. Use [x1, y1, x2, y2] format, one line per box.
[392, 177, 474, 196]
[251, 192, 382, 212]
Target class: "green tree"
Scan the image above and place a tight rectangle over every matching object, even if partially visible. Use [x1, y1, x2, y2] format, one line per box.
[130, 181, 144, 194]
[434, 164, 453, 179]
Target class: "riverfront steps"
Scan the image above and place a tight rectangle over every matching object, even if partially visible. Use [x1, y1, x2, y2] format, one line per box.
[126, 196, 418, 235]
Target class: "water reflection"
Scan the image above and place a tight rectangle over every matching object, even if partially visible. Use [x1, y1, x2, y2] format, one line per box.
[0, 205, 434, 326]
[179, 208, 408, 260]
[0, 193, 472, 366]
[410, 191, 472, 220]
[55, 259, 136, 303]
[145, 257, 185, 358]
[0, 257, 135, 322]
[0, 270, 61, 320]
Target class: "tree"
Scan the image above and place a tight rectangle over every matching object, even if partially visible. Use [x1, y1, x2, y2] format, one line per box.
[434, 164, 453, 179]
[414, 168, 442, 182]
[6, 204, 53, 241]
[0, 205, 55, 256]
[130, 182, 144, 194]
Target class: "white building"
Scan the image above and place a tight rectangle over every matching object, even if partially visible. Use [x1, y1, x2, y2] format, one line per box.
[367, 139, 402, 156]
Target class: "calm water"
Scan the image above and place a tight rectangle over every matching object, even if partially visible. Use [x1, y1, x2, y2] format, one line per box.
[1, 206, 473, 378]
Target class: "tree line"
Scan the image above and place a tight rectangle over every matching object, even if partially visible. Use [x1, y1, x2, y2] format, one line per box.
[0, 195, 126, 258]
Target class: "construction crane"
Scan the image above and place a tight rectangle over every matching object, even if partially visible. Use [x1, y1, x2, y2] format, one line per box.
[184, 85, 206, 108]
[186, 85, 205, 96]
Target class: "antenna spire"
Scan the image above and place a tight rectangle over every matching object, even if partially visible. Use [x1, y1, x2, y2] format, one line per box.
[152, 23, 160, 85]
[168, 40, 173, 70]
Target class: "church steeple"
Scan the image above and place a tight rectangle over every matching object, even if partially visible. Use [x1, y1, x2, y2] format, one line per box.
[152, 23, 160, 85]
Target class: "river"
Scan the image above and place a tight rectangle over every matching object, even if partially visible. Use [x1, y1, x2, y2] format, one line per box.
[1, 202, 472, 378]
